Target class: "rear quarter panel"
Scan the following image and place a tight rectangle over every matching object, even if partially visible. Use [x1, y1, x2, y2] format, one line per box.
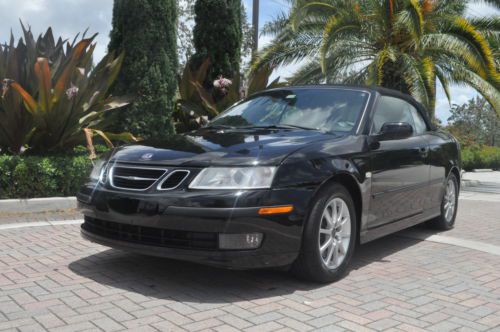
[424, 130, 461, 211]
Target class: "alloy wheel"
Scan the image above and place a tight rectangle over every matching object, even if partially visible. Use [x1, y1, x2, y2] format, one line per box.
[318, 197, 351, 269]
[444, 179, 456, 223]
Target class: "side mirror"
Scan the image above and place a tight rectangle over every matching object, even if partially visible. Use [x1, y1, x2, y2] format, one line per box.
[377, 122, 413, 141]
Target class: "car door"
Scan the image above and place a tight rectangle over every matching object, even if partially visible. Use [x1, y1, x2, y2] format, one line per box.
[368, 96, 430, 229]
[407, 104, 441, 212]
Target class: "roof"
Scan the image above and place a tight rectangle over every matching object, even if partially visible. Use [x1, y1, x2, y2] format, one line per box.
[274, 84, 419, 103]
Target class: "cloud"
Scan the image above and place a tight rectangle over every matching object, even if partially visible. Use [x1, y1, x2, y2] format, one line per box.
[0, 0, 113, 61]
[466, 2, 500, 17]
[436, 85, 478, 124]
[0, 0, 495, 123]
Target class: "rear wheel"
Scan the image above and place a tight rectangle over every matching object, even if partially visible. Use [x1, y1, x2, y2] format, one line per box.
[427, 173, 459, 230]
[292, 184, 357, 283]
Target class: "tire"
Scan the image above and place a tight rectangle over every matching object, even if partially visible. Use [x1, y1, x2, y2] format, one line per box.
[292, 183, 357, 283]
[427, 173, 459, 230]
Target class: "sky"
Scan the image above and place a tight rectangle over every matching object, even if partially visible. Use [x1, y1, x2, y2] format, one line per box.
[0, 0, 498, 123]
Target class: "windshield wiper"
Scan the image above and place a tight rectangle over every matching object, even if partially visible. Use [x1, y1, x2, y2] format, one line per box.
[242, 124, 317, 131]
[203, 124, 326, 133]
[202, 124, 236, 130]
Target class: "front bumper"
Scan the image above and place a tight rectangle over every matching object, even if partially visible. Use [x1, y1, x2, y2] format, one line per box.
[78, 184, 315, 269]
[81, 225, 297, 269]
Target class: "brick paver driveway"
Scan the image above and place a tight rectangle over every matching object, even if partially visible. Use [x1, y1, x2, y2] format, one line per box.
[1, 196, 500, 331]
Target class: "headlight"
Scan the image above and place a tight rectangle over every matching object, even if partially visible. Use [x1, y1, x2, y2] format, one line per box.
[189, 167, 276, 189]
[89, 159, 107, 183]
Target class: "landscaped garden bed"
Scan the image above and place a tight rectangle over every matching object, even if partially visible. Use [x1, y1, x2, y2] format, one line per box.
[0, 149, 93, 199]
[462, 146, 500, 171]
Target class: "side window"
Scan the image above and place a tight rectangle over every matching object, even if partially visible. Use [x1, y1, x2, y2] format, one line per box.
[409, 106, 428, 135]
[371, 96, 415, 134]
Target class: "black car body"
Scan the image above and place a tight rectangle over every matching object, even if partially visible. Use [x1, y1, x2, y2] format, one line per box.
[78, 85, 461, 282]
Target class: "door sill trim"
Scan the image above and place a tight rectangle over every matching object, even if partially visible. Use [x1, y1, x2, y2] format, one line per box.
[367, 211, 423, 230]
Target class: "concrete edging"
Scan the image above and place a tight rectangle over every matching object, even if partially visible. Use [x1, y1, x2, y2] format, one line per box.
[0, 219, 83, 230]
[0, 196, 77, 213]
[399, 230, 500, 256]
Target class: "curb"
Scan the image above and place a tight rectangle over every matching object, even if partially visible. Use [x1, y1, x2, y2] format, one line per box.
[462, 180, 500, 188]
[0, 219, 83, 230]
[461, 179, 478, 187]
[0, 196, 77, 214]
[461, 178, 500, 195]
[399, 230, 500, 256]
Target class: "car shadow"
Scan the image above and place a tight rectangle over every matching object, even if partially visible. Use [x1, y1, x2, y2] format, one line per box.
[68, 229, 427, 303]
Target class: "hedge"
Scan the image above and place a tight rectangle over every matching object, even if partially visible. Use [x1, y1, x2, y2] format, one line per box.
[0, 147, 103, 199]
[462, 146, 500, 171]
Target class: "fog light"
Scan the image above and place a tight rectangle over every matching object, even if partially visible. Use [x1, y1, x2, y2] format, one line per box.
[219, 233, 263, 250]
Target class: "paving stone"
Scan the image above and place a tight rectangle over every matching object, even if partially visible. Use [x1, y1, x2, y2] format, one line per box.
[159, 311, 194, 326]
[91, 317, 124, 331]
[182, 318, 223, 331]
[217, 314, 253, 329]
[367, 318, 400, 331]
[247, 312, 284, 325]
[339, 320, 376, 332]
[427, 320, 463, 332]
[33, 312, 65, 329]
[277, 317, 314, 331]
[151, 319, 181, 331]
[244, 321, 283, 332]
[103, 307, 135, 322]
[308, 313, 342, 328]
[1, 200, 500, 332]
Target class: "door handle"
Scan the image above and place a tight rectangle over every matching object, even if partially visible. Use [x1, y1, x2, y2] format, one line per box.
[419, 147, 429, 157]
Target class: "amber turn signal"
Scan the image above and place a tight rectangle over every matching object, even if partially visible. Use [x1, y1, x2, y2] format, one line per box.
[258, 205, 294, 215]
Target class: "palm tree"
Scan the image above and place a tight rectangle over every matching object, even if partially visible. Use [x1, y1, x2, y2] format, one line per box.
[252, 0, 499, 118]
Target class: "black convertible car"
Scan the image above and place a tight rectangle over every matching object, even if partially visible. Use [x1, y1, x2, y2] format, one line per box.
[78, 85, 460, 282]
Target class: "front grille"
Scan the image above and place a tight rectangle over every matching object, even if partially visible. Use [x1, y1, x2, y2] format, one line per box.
[110, 165, 167, 190]
[159, 170, 190, 190]
[82, 217, 218, 250]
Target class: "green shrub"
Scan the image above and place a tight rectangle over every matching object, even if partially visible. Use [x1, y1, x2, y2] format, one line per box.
[0, 149, 102, 199]
[192, 0, 242, 83]
[461, 146, 500, 171]
[108, 0, 178, 139]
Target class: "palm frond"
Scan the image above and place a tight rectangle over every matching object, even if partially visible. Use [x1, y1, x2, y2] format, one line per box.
[407, 0, 424, 38]
[375, 46, 397, 85]
[421, 56, 437, 111]
[422, 32, 497, 84]
[438, 56, 500, 115]
[287, 60, 325, 84]
[319, 9, 363, 72]
[435, 65, 453, 107]
[249, 0, 499, 118]
[400, 54, 431, 107]
[291, 1, 338, 31]
[261, 12, 290, 37]
[449, 17, 498, 81]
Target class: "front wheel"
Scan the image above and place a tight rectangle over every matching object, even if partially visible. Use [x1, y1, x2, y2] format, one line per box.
[292, 184, 357, 283]
[427, 173, 459, 230]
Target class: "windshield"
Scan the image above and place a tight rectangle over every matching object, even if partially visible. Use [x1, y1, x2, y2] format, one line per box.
[210, 88, 370, 133]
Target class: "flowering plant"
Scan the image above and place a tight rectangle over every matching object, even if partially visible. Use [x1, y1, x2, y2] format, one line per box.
[175, 59, 283, 133]
[0, 27, 136, 155]
[65, 83, 79, 100]
[213, 75, 232, 94]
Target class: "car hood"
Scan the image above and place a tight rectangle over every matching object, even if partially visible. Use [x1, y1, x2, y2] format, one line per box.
[109, 128, 342, 166]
